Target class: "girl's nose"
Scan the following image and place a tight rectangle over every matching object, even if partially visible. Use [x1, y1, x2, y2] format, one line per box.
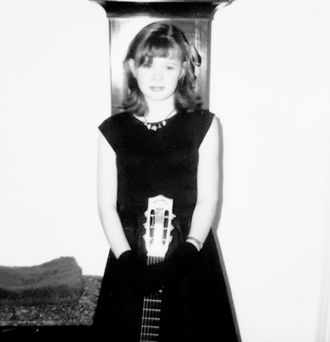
[151, 68, 163, 81]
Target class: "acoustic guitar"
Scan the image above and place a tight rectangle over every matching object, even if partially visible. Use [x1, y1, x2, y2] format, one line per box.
[140, 195, 176, 342]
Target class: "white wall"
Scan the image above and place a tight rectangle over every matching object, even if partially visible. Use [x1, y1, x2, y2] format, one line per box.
[0, 1, 329, 341]
[210, 1, 330, 341]
[0, 0, 110, 275]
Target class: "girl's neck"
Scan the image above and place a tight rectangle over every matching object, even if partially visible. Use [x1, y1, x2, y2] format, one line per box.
[145, 98, 176, 122]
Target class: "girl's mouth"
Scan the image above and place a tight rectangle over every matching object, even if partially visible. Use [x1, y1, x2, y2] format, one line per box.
[150, 86, 165, 92]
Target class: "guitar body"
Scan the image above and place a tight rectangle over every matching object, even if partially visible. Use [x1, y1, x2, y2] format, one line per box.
[139, 195, 176, 342]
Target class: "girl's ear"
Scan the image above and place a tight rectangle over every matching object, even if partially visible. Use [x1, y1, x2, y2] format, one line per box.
[128, 59, 137, 77]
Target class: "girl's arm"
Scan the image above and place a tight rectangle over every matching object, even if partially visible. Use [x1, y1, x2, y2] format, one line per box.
[188, 116, 221, 248]
[97, 132, 131, 258]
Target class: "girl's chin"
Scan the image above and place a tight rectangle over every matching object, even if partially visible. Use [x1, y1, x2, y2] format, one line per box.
[147, 90, 168, 99]
[145, 93, 173, 102]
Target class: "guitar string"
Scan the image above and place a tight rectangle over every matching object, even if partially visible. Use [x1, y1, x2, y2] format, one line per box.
[149, 258, 154, 339]
[142, 256, 153, 341]
[147, 256, 153, 340]
[141, 256, 151, 341]
[154, 257, 162, 341]
[148, 256, 153, 341]
[140, 208, 169, 342]
[149, 257, 153, 341]
[149, 256, 155, 341]
[145, 226, 154, 341]
[140, 256, 163, 342]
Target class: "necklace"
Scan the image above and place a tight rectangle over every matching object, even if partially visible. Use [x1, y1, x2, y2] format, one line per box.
[142, 108, 176, 131]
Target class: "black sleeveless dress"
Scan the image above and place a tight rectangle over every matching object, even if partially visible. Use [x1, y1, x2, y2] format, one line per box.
[93, 109, 241, 342]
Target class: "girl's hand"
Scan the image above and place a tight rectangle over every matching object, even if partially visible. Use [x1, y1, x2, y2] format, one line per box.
[116, 243, 200, 296]
[147, 242, 200, 287]
[116, 250, 162, 295]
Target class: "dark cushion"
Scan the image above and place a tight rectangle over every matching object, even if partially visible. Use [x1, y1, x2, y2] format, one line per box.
[0, 257, 83, 305]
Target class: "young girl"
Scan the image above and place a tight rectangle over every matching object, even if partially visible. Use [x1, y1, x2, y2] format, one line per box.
[93, 22, 240, 342]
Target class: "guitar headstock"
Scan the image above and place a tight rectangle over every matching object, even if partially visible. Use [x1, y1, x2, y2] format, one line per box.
[143, 195, 176, 258]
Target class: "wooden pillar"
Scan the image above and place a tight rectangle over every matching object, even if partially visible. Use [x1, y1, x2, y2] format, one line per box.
[91, 0, 230, 114]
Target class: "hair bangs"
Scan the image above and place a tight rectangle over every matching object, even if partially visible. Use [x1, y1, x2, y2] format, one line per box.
[136, 36, 182, 66]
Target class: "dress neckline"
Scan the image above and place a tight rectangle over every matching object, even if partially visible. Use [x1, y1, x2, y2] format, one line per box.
[131, 110, 181, 129]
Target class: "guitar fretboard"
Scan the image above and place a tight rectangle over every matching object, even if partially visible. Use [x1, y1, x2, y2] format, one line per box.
[139, 256, 164, 342]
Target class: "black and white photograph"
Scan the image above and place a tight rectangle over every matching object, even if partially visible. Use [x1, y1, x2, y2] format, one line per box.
[0, 0, 329, 341]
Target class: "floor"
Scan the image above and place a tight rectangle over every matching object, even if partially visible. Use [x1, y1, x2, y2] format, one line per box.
[0, 326, 94, 341]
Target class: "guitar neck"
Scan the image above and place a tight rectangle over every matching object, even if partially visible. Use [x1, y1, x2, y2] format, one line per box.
[139, 256, 164, 342]
[140, 195, 175, 342]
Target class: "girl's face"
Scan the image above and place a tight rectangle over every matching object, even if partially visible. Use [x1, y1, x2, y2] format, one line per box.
[129, 51, 185, 104]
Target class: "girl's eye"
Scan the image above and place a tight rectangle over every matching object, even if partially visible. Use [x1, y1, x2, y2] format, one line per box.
[166, 65, 175, 70]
